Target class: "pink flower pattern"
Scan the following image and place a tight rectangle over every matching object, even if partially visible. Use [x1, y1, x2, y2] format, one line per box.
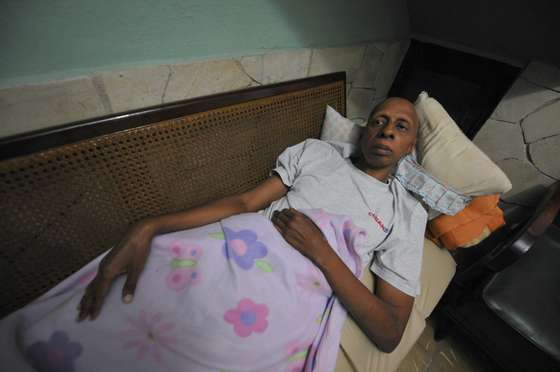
[119, 310, 178, 363]
[224, 298, 269, 337]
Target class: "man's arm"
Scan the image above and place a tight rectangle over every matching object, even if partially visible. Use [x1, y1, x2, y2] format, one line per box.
[317, 252, 412, 352]
[145, 175, 288, 235]
[78, 175, 288, 320]
[272, 209, 413, 352]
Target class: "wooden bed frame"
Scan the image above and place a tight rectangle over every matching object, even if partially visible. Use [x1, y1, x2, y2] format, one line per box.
[0, 72, 346, 317]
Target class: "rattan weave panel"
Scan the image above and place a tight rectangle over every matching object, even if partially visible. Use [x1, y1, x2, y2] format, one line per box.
[0, 80, 345, 317]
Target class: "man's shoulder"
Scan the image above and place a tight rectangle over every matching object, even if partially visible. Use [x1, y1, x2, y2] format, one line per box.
[298, 139, 347, 161]
[392, 179, 428, 220]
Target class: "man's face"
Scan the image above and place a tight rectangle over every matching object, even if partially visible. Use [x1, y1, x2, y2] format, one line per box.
[359, 98, 418, 170]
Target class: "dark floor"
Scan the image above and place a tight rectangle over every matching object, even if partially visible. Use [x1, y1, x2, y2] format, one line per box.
[397, 319, 500, 372]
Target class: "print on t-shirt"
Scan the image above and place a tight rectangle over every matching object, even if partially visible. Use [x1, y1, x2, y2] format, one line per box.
[368, 210, 391, 234]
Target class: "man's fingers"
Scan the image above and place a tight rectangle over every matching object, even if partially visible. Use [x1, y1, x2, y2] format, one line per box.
[273, 209, 308, 235]
[89, 278, 112, 320]
[78, 283, 96, 321]
[271, 211, 287, 231]
[275, 209, 295, 223]
[122, 268, 141, 303]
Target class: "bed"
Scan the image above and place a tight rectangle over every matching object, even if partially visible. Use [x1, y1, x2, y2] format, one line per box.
[0, 72, 456, 371]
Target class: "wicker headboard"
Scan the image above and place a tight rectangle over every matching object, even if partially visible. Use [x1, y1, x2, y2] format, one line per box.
[0, 72, 346, 317]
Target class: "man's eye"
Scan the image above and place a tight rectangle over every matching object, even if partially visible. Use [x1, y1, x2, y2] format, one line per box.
[373, 118, 385, 126]
[397, 123, 409, 131]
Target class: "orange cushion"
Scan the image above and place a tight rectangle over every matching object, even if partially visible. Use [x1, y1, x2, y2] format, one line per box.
[427, 194, 505, 250]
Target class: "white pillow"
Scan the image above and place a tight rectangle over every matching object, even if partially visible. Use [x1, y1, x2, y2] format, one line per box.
[321, 105, 364, 144]
[414, 92, 512, 195]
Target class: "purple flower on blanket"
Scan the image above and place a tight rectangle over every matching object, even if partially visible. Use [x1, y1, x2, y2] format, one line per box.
[223, 227, 268, 270]
[25, 331, 82, 372]
[119, 310, 178, 363]
[166, 241, 202, 290]
[296, 266, 332, 297]
[224, 298, 269, 337]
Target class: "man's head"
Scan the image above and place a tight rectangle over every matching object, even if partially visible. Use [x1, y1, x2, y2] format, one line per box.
[359, 97, 419, 172]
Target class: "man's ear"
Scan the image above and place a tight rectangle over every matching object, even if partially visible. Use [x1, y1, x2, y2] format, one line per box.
[407, 138, 417, 155]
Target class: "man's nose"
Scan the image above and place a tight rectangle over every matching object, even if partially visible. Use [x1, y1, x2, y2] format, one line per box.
[378, 123, 395, 139]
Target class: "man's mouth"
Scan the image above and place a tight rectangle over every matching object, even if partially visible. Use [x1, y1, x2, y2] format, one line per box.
[370, 143, 393, 156]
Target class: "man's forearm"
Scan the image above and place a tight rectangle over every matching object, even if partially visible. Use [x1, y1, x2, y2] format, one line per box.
[144, 176, 288, 236]
[143, 194, 248, 235]
[316, 249, 407, 352]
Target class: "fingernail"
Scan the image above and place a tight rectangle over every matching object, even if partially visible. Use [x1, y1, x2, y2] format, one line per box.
[123, 294, 133, 303]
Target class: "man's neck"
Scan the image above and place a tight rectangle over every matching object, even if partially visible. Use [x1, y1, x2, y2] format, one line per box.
[353, 158, 393, 184]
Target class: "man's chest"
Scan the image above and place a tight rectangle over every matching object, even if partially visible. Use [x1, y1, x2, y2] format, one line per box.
[292, 169, 396, 248]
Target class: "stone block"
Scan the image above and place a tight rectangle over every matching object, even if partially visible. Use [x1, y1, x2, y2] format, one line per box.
[473, 119, 526, 162]
[371, 42, 389, 53]
[491, 78, 559, 123]
[98, 65, 171, 113]
[164, 59, 253, 103]
[529, 135, 560, 179]
[353, 44, 384, 89]
[0, 77, 108, 138]
[498, 158, 555, 200]
[521, 99, 560, 143]
[239, 55, 263, 84]
[308, 45, 365, 83]
[415, 323, 436, 353]
[373, 39, 410, 99]
[347, 88, 376, 124]
[262, 49, 311, 85]
[396, 342, 432, 372]
[522, 61, 560, 92]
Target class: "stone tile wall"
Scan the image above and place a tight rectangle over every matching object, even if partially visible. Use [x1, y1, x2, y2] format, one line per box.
[474, 61, 560, 203]
[0, 40, 409, 139]
[5, 41, 557, 205]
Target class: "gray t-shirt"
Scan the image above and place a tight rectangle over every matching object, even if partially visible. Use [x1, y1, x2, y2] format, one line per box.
[261, 139, 427, 297]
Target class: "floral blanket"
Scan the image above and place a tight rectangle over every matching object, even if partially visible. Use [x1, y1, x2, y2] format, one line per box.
[0, 210, 364, 372]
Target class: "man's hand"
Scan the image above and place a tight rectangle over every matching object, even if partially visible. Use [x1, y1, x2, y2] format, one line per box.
[77, 221, 155, 321]
[271, 208, 336, 266]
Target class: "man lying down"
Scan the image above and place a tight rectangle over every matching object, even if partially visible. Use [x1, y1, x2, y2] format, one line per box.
[0, 98, 429, 372]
